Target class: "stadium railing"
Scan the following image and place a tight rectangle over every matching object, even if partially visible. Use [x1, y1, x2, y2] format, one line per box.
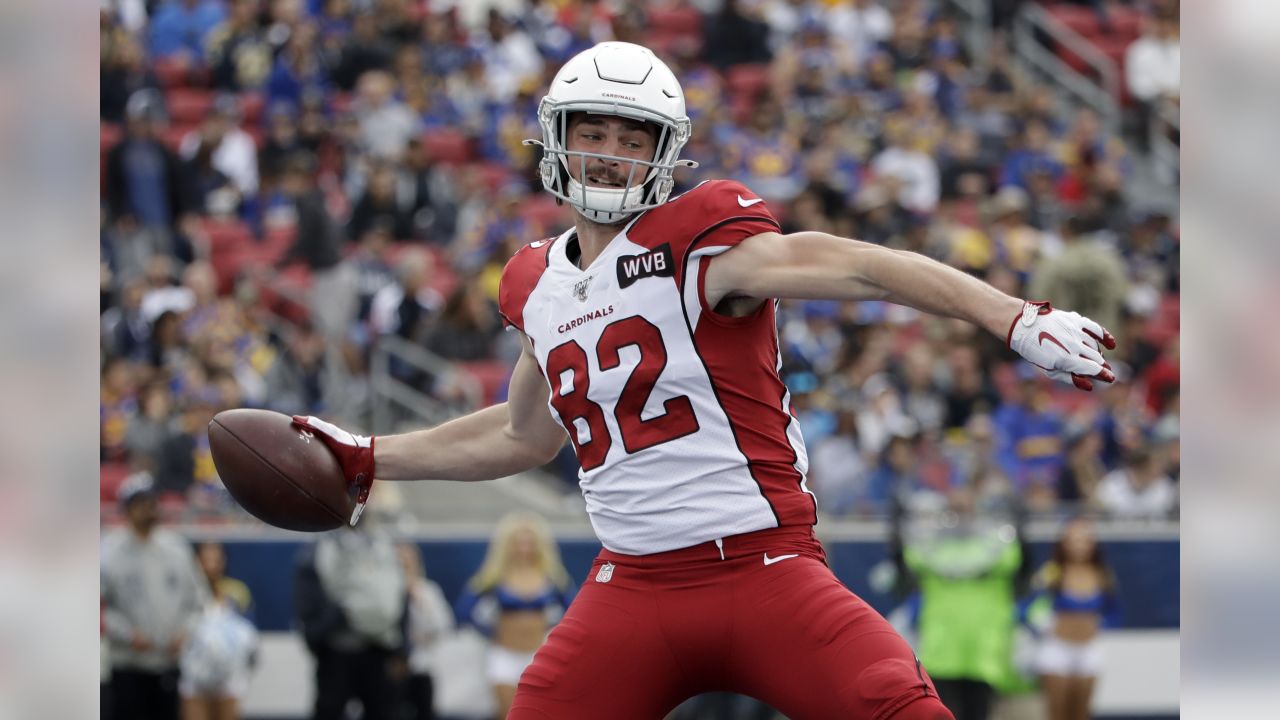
[1013, 2, 1122, 134]
[941, 0, 994, 76]
[1149, 97, 1180, 186]
[370, 334, 484, 434]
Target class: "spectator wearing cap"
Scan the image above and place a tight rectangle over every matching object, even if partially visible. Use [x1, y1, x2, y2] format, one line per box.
[105, 90, 194, 275]
[1028, 215, 1128, 343]
[148, 0, 228, 60]
[984, 186, 1044, 282]
[101, 472, 209, 720]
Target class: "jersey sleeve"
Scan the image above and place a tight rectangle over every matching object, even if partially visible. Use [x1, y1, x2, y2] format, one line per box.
[497, 238, 554, 333]
[685, 179, 781, 253]
[647, 180, 782, 316]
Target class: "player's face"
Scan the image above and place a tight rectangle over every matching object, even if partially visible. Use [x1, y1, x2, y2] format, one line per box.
[565, 114, 658, 189]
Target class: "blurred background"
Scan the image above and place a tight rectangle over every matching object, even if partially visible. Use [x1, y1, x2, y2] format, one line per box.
[97, 1, 1178, 719]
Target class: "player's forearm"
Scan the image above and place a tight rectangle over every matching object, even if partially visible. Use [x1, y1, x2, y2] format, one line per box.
[374, 404, 563, 482]
[838, 240, 1021, 338]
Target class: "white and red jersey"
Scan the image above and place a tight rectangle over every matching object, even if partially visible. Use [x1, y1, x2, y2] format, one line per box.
[498, 180, 816, 554]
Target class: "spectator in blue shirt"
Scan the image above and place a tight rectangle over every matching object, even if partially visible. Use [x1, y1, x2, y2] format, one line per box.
[149, 0, 227, 60]
[1000, 119, 1064, 190]
[994, 369, 1067, 495]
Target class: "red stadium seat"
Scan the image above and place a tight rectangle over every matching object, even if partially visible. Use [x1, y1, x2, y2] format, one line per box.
[1046, 3, 1100, 38]
[459, 360, 513, 405]
[647, 6, 704, 58]
[262, 226, 298, 261]
[101, 123, 122, 189]
[649, 6, 702, 36]
[200, 217, 254, 254]
[1091, 36, 1134, 104]
[476, 162, 514, 193]
[167, 88, 214, 125]
[101, 462, 131, 503]
[726, 64, 771, 102]
[1105, 6, 1144, 43]
[422, 129, 474, 165]
[239, 92, 266, 125]
[244, 125, 266, 149]
[101, 123, 123, 150]
[521, 195, 570, 234]
[330, 91, 355, 116]
[153, 56, 193, 88]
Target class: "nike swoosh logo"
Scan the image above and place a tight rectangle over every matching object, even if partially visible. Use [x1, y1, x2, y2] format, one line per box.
[737, 194, 764, 207]
[1038, 331, 1068, 353]
[530, 239, 549, 248]
[763, 553, 799, 566]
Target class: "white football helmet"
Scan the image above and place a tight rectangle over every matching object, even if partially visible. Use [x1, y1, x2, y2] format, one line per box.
[525, 42, 695, 224]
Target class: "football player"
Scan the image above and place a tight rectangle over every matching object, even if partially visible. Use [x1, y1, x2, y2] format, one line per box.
[296, 42, 1115, 719]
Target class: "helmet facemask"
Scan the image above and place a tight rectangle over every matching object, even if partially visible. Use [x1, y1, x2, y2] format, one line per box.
[526, 97, 694, 225]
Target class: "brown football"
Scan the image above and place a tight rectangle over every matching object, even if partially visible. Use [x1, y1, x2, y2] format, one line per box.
[208, 408, 354, 531]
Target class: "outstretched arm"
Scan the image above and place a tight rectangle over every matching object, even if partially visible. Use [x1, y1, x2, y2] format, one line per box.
[294, 337, 568, 522]
[374, 340, 567, 481]
[706, 231, 1023, 336]
[705, 230, 1116, 388]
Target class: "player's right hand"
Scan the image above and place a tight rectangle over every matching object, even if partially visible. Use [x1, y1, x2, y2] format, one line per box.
[291, 415, 375, 525]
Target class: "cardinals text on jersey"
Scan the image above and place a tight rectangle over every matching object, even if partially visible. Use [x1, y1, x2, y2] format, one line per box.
[499, 180, 817, 554]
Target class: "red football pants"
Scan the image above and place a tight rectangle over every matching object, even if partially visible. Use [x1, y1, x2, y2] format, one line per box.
[509, 525, 949, 719]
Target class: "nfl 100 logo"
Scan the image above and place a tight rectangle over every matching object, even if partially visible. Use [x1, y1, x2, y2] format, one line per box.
[595, 561, 615, 583]
[573, 276, 593, 302]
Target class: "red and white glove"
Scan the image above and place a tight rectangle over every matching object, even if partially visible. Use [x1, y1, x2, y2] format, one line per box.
[1007, 301, 1117, 391]
[292, 415, 375, 526]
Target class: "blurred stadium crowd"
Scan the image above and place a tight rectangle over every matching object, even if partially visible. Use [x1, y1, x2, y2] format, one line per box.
[99, 0, 1179, 523]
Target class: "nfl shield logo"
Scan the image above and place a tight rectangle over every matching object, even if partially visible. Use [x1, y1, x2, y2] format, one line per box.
[573, 276, 593, 302]
[595, 561, 615, 583]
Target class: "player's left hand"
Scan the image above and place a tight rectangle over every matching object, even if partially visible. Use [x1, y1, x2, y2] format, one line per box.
[1007, 301, 1117, 391]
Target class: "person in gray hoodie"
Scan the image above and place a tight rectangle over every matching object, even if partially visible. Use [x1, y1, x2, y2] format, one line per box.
[101, 472, 208, 720]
